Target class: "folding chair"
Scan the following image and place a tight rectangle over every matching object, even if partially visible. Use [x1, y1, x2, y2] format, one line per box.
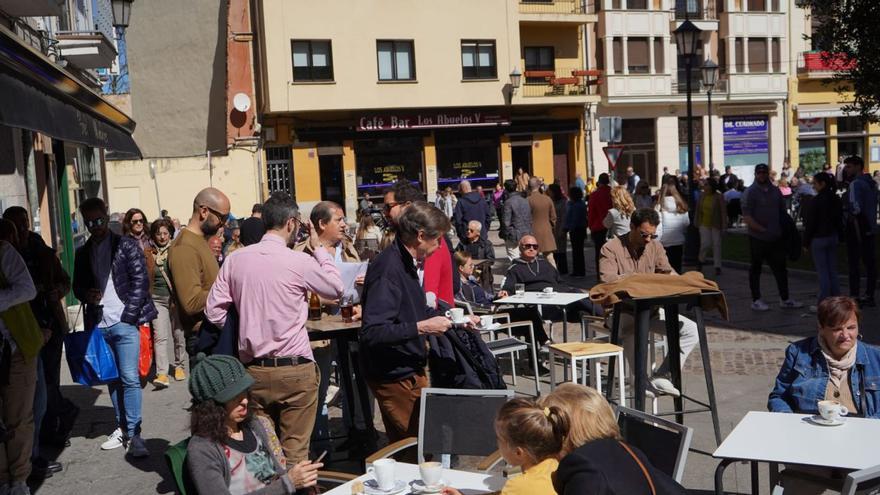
[480, 314, 541, 397]
[366, 388, 515, 472]
[615, 406, 693, 484]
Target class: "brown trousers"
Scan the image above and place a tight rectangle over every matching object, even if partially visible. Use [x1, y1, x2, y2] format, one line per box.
[247, 361, 319, 465]
[368, 371, 428, 443]
[0, 350, 37, 483]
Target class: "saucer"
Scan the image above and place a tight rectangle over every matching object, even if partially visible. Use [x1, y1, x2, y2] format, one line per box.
[806, 415, 845, 427]
[410, 479, 446, 494]
[479, 322, 501, 331]
[364, 479, 408, 495]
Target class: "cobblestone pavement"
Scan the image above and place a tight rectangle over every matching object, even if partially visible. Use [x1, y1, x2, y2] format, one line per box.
[32, 230, 880, 494]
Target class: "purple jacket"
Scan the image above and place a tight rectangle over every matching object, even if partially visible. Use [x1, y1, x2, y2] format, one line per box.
[73, 232, 157, 329]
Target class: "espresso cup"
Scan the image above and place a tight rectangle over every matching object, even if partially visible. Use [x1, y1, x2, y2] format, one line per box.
[367, 458, 397, 490]
[419, 461, 443, 489]
[480, 315, 494, 328]
[445, 308, 466, 324]
[817, 400, 849, 421]
[542, 287, 554, 293]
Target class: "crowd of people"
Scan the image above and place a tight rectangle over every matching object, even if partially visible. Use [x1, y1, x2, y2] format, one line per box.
[0, 152, 879, 495]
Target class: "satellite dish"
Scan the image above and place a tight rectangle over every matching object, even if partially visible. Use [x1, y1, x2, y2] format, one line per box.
[233, 92, 251, 112]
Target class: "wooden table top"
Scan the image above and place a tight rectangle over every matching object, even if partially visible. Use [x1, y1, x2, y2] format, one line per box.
[305, 314, 361, 333]
[549, 341, 623, 357]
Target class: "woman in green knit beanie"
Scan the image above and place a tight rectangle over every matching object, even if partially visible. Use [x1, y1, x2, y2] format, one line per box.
[185, 353, 323, 494]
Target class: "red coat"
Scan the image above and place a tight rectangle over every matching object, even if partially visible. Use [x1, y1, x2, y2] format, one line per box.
[588, 185, 613, 233]
[423, 236, 454, 307]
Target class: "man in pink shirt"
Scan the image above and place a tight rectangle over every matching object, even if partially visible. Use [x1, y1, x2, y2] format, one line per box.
[206, 192, 343, 463]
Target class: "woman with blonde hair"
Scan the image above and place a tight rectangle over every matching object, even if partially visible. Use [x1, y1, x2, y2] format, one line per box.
[602, 186, 637, 238]
[540, 383, 685, 494]
[657, 177, 689, 273]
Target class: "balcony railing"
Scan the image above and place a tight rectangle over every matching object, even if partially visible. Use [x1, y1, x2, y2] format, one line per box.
[798, 51, 855, 75]
[671, 78, 729, 94]
[522, 67, 603, 97]
[673, 0, 717, 20]
[518, 0, 595, 15]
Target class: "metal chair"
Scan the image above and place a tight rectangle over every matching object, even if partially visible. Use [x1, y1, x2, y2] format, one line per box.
[842, 464, 880, 495]
[615, 406, 693, 484]
[773, 463, 880, 495]
[480, 314, 541, 397]
[365, 388, 515, 472]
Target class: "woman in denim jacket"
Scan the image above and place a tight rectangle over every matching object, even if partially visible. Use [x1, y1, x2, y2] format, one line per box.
[768, 296, 880, 418]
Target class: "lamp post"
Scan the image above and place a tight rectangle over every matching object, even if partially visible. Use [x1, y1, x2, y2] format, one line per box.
[702, 59, 719, 172]
[584, 103, 595, 177]
[508, 68, 522, 104]
[111, 0, 134, 37]
[673, 19, 702, 210]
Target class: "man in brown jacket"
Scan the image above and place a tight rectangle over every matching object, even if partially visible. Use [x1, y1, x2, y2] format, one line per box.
[598, 208, 698, 398]
[168, 187, 230, 352]
[527, 178, 557, 267]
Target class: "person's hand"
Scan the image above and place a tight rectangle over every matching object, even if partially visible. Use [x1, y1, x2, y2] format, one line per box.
[496, 290, 509, 299]
[86, 289, 102, 305]
[353, 305, 362, 321]
[465, 315, 480, 329]
[355, 274, 365, 286]
[306, 221, 322, 252]
[287, 459, 323, 488]
[417, 316, 452, 335]
[441, 488, 463, 495]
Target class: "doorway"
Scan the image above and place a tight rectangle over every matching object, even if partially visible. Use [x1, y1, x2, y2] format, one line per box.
[318, 154, 344, 206]
[552, 135, 571, 192]
[511, 145, 532, 177]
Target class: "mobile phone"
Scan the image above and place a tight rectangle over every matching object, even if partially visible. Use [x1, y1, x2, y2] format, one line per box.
[315, 450, 328, 463]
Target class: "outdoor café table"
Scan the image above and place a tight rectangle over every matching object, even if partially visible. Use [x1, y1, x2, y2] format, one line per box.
[306, 315, 375, 440]
[604, 291, 722, 445]
[713, 411, 880, 495]
[323, 461, 505, 495]
[493, 291, 591, 343]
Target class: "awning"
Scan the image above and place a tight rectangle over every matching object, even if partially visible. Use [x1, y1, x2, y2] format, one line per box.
[0, 25, 140, 158]
[796, 104, 856, 119]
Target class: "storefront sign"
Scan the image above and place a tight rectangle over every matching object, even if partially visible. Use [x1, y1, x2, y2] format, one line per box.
[357, 111, 509, 131]
[723, 117, 769, 156]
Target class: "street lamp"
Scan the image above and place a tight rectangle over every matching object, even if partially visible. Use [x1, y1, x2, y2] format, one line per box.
[111, 0, 134, 35]
[584, 104, 596, 177]
[702, 58, 719, 171]
[673, 19, 702, 210]
[509, 68, 522, 94]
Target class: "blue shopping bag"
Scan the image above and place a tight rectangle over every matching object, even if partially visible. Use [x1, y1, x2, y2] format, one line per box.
[65, 327, 119, 386]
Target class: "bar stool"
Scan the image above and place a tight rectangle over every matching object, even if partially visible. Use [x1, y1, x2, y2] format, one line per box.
[548, 341, 625, 406]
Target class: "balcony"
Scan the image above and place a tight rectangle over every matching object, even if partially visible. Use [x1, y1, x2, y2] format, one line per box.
[518, 0, 597, 24]
[671, 78, 729, 94]
[0, 0, 63, 16]
[797, 51, 855, 79]
[726, 72, 787, 96]
[521, 67, 602, 102]
[55, 31, 117, 69]
[603, 74, 672, 100]
[672, 1, 718, 31]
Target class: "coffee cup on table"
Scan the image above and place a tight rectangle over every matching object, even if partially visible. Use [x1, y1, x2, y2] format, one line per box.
[817, 400, 849, 421]
[480, 315, 494, 329]
[367, 458, 397, 491]
[445, 308, 466, 325]
[542, 287, 554, 294]
[419, 461, 443, 489]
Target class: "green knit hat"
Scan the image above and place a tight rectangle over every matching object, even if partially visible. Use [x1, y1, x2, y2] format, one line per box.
[188, 353, 254, 404]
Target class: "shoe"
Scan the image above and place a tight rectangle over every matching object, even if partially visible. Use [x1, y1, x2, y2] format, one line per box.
[174, 367, 186, 381]
[152, 374, 170, 389]
[126, 435, 149, 458]
[751, 299, 770, 311]
[715, 267, 722, 276]
[649, 376, 681, 397]
[101, 428, 124, 450]
[8, 482, 29, 495]
[780, 299, 804, 309]
[31, 457, 62, 478]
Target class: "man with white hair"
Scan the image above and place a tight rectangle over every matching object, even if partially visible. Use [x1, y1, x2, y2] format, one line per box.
[455, 220, 494, 262]
[452, 180, 491, 242]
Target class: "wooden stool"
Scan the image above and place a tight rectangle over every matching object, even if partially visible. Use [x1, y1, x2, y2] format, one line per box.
[548, 341, 625, 406]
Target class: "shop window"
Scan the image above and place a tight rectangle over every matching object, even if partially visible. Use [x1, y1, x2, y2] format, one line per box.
[355, 137, 424, 196]
[524, 46, 554, 83]
[265, 146, 294, 197]
[798, 140, 827, 174]
[436, 133, 500, 189]
[837, 116, 864, 134]
[377, 40, 416, 81]
[461, 40, 497, 80]
[291, 40, 334, 82]
[627, 38, 650, 74]
[798, 118, 825, 136]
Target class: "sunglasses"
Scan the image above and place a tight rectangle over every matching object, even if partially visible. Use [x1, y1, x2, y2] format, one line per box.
[200, 204, 229, 224]
[521, 243, 539, 250]
[639, 232, 659, 240]
[383, 202, 401, 211]
[130, 218, 145, 225]
[85, 217, 107, 229]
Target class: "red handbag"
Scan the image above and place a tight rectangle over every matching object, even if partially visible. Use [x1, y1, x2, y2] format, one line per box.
[138, 324, 153, 379]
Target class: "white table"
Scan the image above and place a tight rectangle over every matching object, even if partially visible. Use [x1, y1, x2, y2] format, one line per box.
[324, 462, 505, 494]
[712, 411, 880, 494]
[494, 291, 591, 343]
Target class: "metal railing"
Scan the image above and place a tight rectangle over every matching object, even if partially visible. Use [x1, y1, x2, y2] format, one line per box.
[673, 0, 718, 20]
[521, 66, 602, 97]
[518, 0, 596, 15]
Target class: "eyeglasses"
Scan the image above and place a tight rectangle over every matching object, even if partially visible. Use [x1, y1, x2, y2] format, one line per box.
[639, 231, 659, 240]
[130, 218, 145, 225]
[383, 202, 400, 212]
[521, 243, 539, 250]
[200, 204, 229, 224]
[85, 217, 107, 229]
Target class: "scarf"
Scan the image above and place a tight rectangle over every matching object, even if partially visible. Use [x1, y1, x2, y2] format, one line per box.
[154, 243, 170, 268]
[819, 338, 857, 390]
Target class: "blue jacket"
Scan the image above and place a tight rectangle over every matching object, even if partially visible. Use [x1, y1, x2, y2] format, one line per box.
[846, 174, 878, 235]
[453, 191, 492, 240]
[768, 337, 880, 418]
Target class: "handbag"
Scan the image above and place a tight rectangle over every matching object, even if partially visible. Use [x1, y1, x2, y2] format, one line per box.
[619, 441, 656, 495]
[64, 321, 119, 386]
[139, 323, 153, 379]
[0, 244, 44, 361]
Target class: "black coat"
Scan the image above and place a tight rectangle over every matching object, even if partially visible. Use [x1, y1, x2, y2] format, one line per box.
[428, 327, 505, 390]
[553, 438, 686, 495]
[802, 188, 842, 246]
[454, 191, 492, 240]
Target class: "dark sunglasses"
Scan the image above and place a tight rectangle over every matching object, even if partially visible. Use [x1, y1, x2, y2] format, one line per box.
[639, 232, 659, 240]
[521, 243, 539, 250]
[383, 202, 401, 211]
[200, 204, 229, 223]
[130, 218, 145, 225]
[85, 217, 107, 229]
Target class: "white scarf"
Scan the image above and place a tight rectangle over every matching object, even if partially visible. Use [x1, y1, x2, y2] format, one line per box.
[819, 338, 857, 389]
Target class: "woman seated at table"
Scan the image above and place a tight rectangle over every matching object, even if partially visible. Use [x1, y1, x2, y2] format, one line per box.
[768, 296, 880, 418]
[540, 383, 686, 494]
[454, 250, 549, 346]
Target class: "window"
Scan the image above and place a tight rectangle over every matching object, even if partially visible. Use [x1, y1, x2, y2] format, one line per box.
[524, 46, 554, 83]
[461, 40, 497, 79]
[771, 38, 781, 73]
[734, 38, 745, 73]
[747, 38, 767, 73]
[653, 38, 664, 73]
[747, 0, 764, 11]
[837, 117, 864, 134]
[612, 38, 623, 74]
[627, 38, 650, 73]
[377, 40, 416, 81]
[291, 40, 333, 81]
[265, 146, 294, 196]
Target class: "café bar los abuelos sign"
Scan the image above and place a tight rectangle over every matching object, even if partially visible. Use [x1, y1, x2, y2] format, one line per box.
[357, 110, 510, 131]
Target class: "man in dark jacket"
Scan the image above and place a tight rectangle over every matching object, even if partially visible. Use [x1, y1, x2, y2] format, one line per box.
[453, 180, 492, 241]
[456, 220, 495, 262]
[73, 198, 157, 458]
[843, 155, 879, 307]
[501, 179, 532, 260]
[361, 202, 476, 441]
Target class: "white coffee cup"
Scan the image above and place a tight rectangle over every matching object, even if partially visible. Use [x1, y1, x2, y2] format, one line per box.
[480, 315, 494, 328]
[542, 287, 554, 294]
[445, 308, 466, 324]
[817, 400, 849, 421]
[419, 461, 443, 489]
[367, 458, 397, 490]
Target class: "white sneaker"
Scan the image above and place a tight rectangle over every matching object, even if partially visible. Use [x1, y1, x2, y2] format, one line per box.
[780, 299, 804, 309]
[101, 428, 124, 450]
[126, 435, 149, 458]
[9, 482, 30, 495]
[649, 377, 681, 397]
[751, 299, 770, 311]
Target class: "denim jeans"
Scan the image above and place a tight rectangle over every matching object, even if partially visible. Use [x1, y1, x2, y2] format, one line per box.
[99, 322, 142, 438]
[811, 235, 840, 303]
